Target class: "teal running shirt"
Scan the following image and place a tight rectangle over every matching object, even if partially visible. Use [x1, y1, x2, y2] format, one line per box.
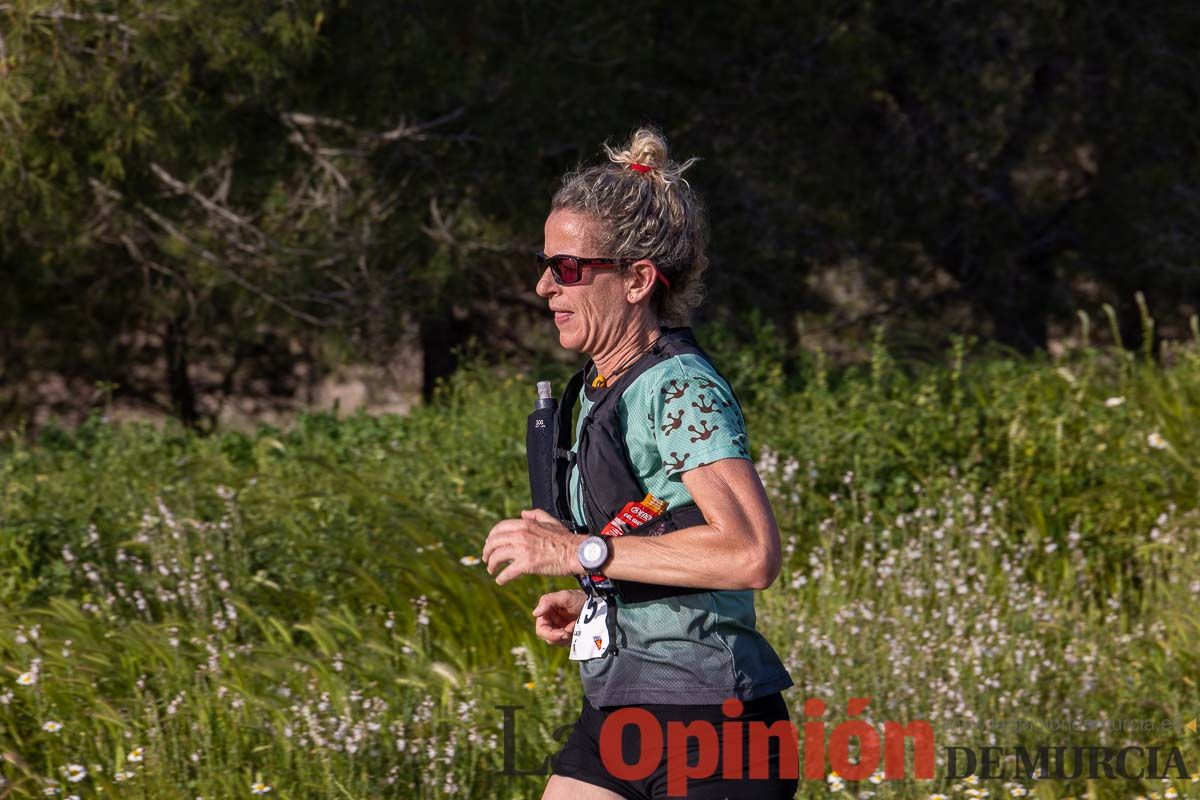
[567, 351, 794, 707]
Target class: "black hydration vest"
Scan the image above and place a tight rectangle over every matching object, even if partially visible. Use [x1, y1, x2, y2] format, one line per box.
[530, 326, 742, 604]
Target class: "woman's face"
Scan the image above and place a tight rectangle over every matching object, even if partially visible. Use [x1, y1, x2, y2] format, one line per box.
[536, 209, 635, 355]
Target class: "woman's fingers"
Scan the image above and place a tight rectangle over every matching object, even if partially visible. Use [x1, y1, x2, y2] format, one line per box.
[533, 592, 566, 616]
[533, 592, 584, 646]
[535, 608, 572, 633]
[532, 590, 590, 645]
[534, 619, 556, 641]
[532, 590, 583, 617]
[535, 615, 573, 646]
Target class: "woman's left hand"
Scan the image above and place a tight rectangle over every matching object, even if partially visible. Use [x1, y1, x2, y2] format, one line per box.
[482, 509, 579, 585]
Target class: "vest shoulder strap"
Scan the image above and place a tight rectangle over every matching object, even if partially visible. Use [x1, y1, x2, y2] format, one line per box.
[555, 327, 732, 601]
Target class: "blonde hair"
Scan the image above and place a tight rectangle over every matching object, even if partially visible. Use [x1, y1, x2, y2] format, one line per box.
[552, 126, 709, 326]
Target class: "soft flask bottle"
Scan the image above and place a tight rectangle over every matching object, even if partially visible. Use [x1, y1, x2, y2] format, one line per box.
[526, 381, 558, 515]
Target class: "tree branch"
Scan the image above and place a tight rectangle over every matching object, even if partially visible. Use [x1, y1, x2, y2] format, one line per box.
[90, 178, 334, 328]
[281, 105, 465, 145]
[421, 196, 534, 255]
[150, 162, 257, 234]
[28, 5, 139, 37]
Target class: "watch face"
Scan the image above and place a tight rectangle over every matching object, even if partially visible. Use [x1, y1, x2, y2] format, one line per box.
[581, 541, 604, 565]
[578, 537, 604, 568]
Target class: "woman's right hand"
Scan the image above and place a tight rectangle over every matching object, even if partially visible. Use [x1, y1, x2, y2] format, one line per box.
[531, 589, 587, 647]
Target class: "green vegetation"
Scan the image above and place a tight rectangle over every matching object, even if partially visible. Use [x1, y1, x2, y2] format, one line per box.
[0, 323, 1197, 798]
[4, 1, 1200, 424]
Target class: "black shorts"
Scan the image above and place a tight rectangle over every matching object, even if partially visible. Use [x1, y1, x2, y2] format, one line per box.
[551, 692, 799, 799]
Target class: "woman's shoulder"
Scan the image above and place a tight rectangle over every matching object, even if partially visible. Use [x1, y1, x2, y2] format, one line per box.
[628, 351, 750, 470]
[620, 353, 741, 423]
[630, 353, 733, 396]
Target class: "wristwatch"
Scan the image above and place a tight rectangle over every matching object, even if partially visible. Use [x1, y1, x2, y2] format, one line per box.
[578, 535, 610, 574]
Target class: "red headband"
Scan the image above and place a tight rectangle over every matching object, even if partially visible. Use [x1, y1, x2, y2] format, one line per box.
[628, 163, 652, 173]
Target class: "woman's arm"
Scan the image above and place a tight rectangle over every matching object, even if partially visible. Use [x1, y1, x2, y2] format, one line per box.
[481, 456, 782, 591]
[595, 456, 782, 591]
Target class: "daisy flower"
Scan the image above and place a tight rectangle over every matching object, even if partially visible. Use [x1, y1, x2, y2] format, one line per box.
[459, 555, 481, 566]
[1104, 396, 1125, 407]
[251, 783, 272, 795]
[128, 746, 144, 763]
[1147, 432, 1168, 450]
[16, 672, 36, 686]
[42, 720, 63, 733]
[64, 764, 87, 783]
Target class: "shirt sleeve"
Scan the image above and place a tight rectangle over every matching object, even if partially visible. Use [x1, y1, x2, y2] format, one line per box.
[649, 365, 751, 480]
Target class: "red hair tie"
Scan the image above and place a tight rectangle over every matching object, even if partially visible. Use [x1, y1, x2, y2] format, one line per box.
[628, 163, 652, 173]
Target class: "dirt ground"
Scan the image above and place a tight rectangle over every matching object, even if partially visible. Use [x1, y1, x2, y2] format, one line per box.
[4, 351, 424, 436]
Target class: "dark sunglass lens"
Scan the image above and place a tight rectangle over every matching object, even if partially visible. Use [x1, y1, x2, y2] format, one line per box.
[557, 257, 581, 284]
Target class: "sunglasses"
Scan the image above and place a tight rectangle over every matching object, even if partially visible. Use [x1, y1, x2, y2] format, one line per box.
[536, 252, 671, 288]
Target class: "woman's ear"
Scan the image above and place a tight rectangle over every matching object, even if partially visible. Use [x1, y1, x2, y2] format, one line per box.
[626, 259, 659, 302]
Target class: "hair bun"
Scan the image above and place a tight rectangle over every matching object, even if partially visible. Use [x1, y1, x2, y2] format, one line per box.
[604, 126, 697, 185]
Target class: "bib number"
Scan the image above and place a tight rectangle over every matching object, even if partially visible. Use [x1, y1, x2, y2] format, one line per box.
[569, 595, 612, 661]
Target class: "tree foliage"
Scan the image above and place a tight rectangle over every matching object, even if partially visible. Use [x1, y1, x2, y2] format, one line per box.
[1, 0, 1197, 427]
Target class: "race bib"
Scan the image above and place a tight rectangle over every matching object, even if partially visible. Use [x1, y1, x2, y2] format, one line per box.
[568, 594, 612, 661]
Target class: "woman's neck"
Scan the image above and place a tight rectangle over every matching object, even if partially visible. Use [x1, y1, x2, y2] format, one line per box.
[593, 322, 662, 386]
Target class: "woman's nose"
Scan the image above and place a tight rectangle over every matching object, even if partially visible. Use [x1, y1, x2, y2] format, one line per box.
[535, 267, 556, 297]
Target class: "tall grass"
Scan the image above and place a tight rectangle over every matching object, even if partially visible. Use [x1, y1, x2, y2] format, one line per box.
[0, 317, 1197, 799]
